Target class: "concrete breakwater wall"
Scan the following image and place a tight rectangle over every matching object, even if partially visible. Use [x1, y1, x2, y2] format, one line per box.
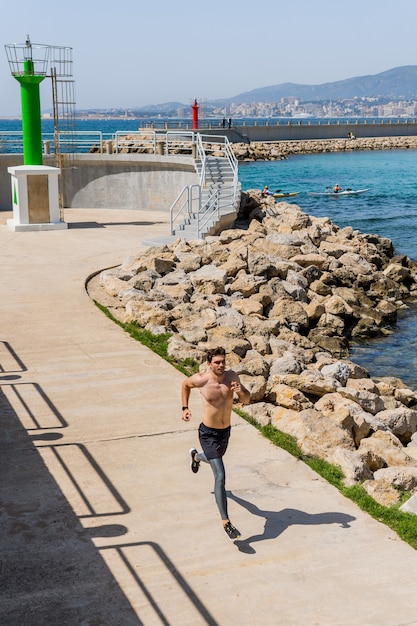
[224, 121, 417, 143]
[142, 121, 417, 142]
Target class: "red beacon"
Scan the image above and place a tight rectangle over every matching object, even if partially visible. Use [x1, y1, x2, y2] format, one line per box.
[191, 99, 199, 130]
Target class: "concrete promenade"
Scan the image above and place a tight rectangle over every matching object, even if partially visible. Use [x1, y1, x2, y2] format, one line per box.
[1, 207, 417, 625]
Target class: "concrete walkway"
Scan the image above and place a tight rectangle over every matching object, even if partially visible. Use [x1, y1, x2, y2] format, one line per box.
[1, 208, 417, 626]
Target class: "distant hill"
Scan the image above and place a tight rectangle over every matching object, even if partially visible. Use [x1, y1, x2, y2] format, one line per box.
[135, 101, 185, 112]
[212, 66, 417, 105]
[84, 66, 417, 115]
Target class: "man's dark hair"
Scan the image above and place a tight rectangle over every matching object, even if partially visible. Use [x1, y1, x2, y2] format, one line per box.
[207, 346, 226, 363]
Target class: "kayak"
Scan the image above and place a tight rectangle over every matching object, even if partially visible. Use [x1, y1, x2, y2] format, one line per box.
[272, 191, 300, 198]
[308, 188, 369, 197]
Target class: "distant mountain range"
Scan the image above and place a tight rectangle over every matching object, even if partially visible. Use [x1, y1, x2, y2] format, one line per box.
[219, 66, 417, 105]
[134, 66, 417, 113]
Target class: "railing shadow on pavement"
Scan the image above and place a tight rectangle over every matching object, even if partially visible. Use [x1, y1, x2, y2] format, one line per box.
[67, 219, 167, 230]
[100, 541, 220, 626]
[0, 344, 219, 625]
[227, 491, 356, 555]
[0, 384, 140, 624]
[0, 340, 27, 375]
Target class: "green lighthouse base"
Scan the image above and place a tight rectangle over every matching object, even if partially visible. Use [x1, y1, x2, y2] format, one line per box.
[7, 165, 68, 231]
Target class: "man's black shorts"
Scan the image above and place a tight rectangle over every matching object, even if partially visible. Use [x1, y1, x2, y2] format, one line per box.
[198, 422, 231, 461]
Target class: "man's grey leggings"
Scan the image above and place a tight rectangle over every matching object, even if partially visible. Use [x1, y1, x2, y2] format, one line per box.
[196, 453, 228, 520]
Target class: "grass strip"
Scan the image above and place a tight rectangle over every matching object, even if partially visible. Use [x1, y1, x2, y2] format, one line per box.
[94, 301, 199, 375]
[95, 301, 417, 550]
[236, 413, 417, 550]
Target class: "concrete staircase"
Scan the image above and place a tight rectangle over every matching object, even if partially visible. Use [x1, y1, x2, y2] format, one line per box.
[171, 155, 236, 239]
[143, 151, 240, 246]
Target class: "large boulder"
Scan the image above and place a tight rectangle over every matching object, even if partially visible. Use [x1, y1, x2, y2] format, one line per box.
[189, 265, 228, 294]
[358, 430, 416, 471]
[272, 407, 355, 459]
[375, 407, 417, 443]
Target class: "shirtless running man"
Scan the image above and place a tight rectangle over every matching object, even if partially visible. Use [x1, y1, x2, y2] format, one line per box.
[181, 346, 250, 539]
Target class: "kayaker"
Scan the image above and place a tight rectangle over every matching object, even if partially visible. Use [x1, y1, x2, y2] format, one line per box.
[333, 184, 341, 193]
[262, 185, 273, 196]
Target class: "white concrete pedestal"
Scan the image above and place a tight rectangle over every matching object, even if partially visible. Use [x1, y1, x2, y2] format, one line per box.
[7, 165, 68, 232]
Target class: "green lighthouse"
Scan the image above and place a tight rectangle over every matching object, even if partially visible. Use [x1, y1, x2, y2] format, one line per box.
[6, 35, 48, 165]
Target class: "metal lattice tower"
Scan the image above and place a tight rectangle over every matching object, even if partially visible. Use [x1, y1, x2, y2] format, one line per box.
[49, 45, 76, 159]
[49, 45, 76, 215]
[5, 36, 76, 215]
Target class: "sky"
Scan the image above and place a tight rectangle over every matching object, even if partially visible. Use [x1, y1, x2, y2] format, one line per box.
[1, 0, 417, 117]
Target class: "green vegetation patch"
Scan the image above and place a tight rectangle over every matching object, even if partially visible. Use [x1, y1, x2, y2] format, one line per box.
[94, 301, 199, 376]
[95, 300, 417, 550]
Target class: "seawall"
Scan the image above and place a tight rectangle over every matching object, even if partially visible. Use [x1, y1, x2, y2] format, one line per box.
[0, 154, 198, 212]
[210, 120, 417, 142]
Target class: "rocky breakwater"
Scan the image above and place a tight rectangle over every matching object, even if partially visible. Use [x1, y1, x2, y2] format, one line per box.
[95, 191, 417, 506]
[232, 136, 417, 161]
[90, 134, 417, 161]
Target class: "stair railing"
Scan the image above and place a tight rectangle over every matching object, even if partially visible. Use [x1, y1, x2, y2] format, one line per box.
[195, 133, 207, 186]
[169, 132, 239, 238]
[197, 187, 220, 236]
[170, 184, 201, 235]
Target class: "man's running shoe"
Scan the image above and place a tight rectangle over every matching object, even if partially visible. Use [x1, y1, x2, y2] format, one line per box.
[189, 448, 200, 474]
[224, 521, 241, 539]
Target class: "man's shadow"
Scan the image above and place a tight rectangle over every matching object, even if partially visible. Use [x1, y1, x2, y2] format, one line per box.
[227, 491, 356, 554]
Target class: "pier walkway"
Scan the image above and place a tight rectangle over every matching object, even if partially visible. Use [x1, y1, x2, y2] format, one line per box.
[1, 207, 417, 625]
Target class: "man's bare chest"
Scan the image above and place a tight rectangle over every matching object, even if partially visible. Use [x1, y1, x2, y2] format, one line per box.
[200, 379, 231, 403]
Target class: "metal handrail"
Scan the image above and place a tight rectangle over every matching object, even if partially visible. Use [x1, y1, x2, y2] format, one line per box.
[0, 130, 104, 154]
[56, 130, 103, 153]
[170, 187, 188, 235]
[114, 130, 167, 154]
[166, 131, 195, 156]
[195, 133, 206, 185]
[0, 131, 26, 154]
[170, 184, 201, 235]
[169, 132, 240, 238]
[197, 188, 220, 235]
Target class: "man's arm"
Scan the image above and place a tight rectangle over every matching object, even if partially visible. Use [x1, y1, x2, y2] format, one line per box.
[230, 375, 250, 405]
[181, 373, 205, 421]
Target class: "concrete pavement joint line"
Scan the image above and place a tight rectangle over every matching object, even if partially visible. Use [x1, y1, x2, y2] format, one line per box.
[23, 423, 250, 448]
[35, 427, 221, 446]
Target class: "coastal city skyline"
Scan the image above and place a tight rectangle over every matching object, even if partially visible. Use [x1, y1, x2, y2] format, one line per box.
[0, 0, 416, 117]
[67, 97, 417, 122]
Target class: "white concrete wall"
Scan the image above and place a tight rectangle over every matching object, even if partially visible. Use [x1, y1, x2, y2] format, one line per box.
[64, 154, 198, 211]
[0, 154, 198, 212]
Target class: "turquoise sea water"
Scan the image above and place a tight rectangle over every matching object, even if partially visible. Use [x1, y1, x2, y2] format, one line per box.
[238, 149, 417, 388]
[239, 150, 417, 260]
[2, 118, 417, 387]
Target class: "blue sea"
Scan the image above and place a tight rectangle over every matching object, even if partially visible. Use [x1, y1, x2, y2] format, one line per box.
[239, 150, 417, 389]
[2, 118, 417, 387]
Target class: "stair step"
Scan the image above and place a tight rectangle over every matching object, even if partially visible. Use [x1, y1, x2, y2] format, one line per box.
[171, 149, 239, 242]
